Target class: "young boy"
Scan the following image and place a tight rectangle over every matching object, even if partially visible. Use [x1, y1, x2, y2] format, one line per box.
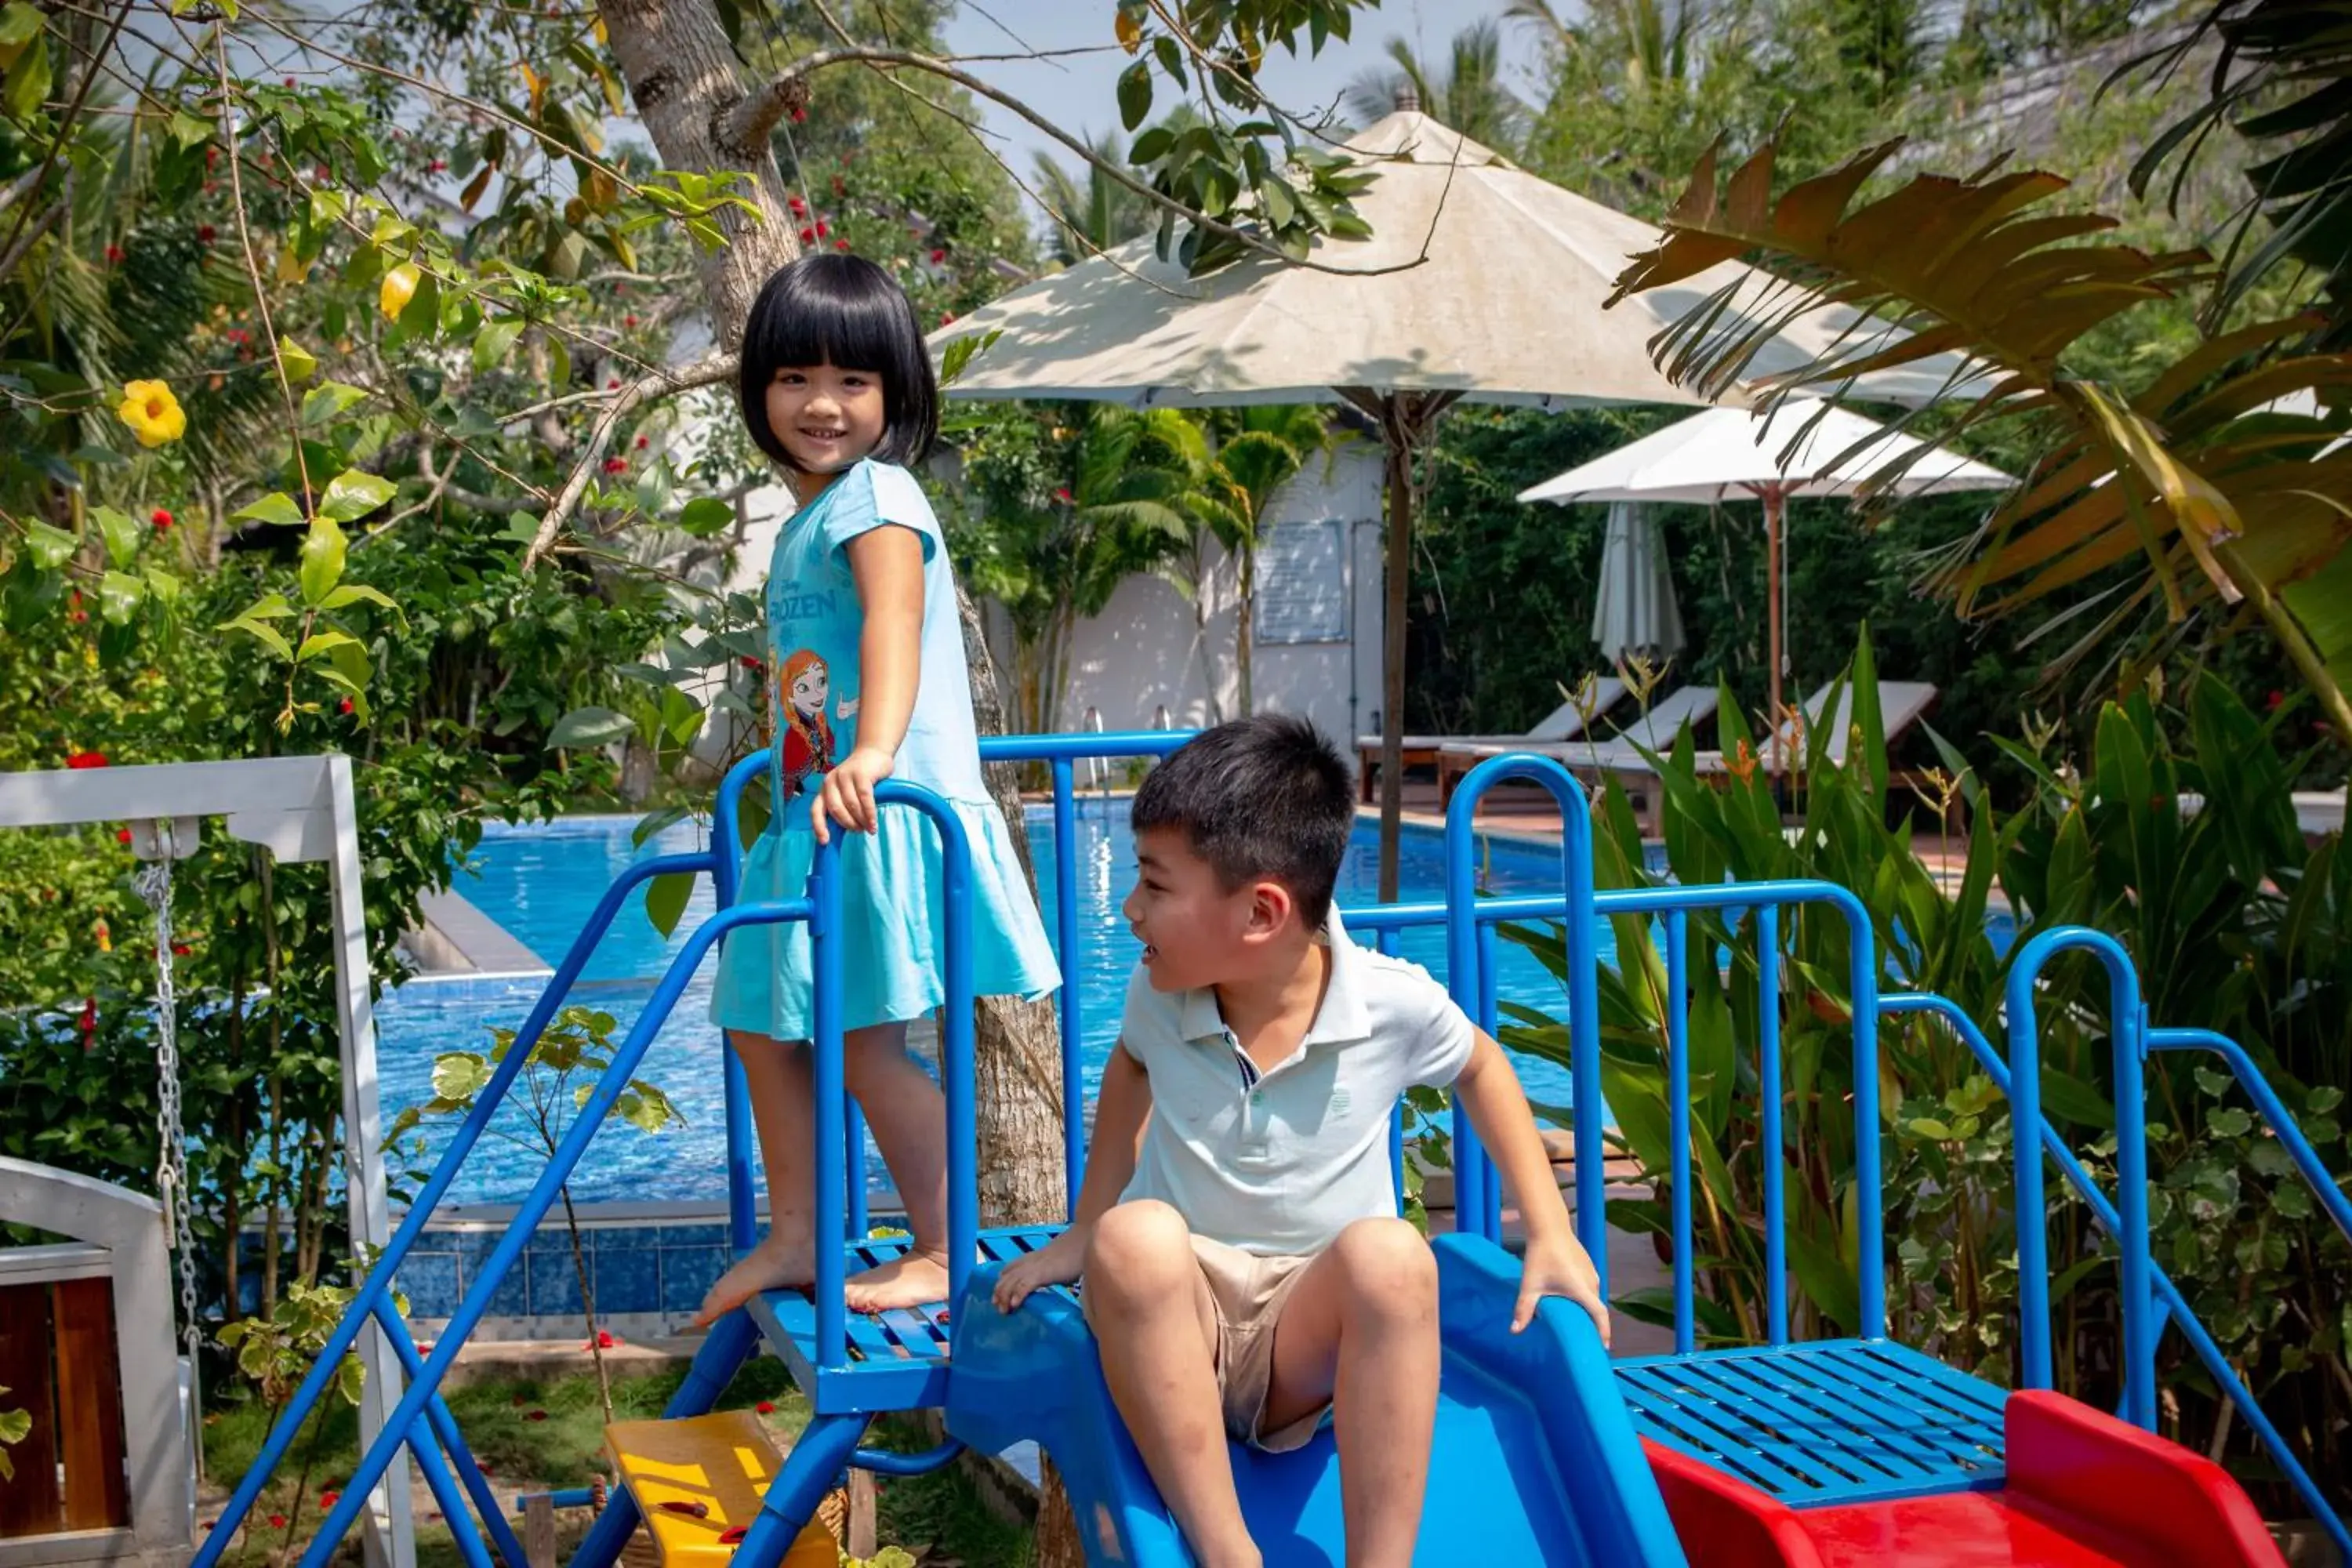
[993, 716, 1607, 1568]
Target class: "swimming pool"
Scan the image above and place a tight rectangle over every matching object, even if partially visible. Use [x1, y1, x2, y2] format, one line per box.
[378, 807, 1603, 1207]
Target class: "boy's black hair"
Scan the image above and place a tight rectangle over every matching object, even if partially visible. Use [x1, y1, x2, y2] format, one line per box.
[1131, 714, 1355, 927]
[738, 253, 938, 470]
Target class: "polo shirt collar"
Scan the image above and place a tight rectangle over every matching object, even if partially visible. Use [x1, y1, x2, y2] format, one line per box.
[1176, 906, 1372, 1046]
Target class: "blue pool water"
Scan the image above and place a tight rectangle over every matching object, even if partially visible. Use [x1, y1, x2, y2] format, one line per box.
[379, 808, 1601, 1207]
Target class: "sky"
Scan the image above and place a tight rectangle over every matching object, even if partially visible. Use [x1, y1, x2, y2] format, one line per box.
[933, 0, 1540, 202]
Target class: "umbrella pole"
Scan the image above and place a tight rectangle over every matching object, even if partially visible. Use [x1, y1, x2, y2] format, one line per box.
[1377, 406, 1412, 904]
[1766, 484, 1786, 775]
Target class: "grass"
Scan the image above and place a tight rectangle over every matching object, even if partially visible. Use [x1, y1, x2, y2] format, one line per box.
[199, 1357, 1034, 1567]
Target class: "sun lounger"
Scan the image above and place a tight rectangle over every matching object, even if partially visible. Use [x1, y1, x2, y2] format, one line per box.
[1354, 677, 1626, 803]
[1435, 686, 1720, 809]
[1690, 680, 1940, 776]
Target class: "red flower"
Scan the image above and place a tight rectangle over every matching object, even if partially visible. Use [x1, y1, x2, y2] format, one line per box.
[1054, 488, 1073, 503]
[607, 377, 622, 389]
[739, 655, 761, 671]
[623, 314, 638, 328]
[754, 1401, 774, 1414]
[267, 1515, 287, 1530]
[603, 456, 628, 474]
[788, 196, 806, 216]
[338, 697, 354, 715]
[833, 238, 850, 252]
[928, 249, 945, 264]
[79, 997, 97, 1037]
[789, 106, 807, 123]
[172, 943, 192, 956]
[815, 221, 828, 238]
[68, 590, 88, 623]
[283, 75, 296, 86]
[104, 245, 124, 265]
[634, 434, 648, 450]
[118, 829, 133, 844]
[799, 227, 815, 245]
[319, 1491, 339, 1509]
[939, 311, 956, 326]
[524, 1409, 550, 1422]
[315, 165, 332, 180]
[196, 225, 216, 245]
[152, 508, 173, 530]
[429, 159, 446, 173]
[2267, 690, 2285, 710]
[67, 751, 109, 769]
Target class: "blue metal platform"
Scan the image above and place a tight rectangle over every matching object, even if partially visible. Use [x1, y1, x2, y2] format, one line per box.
[748, 1225, 1069, 1415]
[1617, 1339, 2007, 1506]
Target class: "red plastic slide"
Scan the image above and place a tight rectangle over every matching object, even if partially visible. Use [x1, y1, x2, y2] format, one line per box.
[1645, 1390, 2288, 1568]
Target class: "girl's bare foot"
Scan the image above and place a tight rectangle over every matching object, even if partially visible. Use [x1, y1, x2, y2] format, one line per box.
[694, 1232, 815, 1327]
[843, 1247, 955, 1314]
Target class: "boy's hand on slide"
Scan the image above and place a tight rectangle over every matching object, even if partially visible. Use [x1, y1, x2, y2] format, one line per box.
[812, 746, 895, 843]
[992, 1230, 1085, 1313]
[1515, 1232, 1610, 1347]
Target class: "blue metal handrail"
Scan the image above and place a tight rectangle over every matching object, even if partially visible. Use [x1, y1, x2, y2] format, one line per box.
[1882, 992, 2351, 1560]
[2146, 1027, 2352, 1249]
[2005, 928, 2154, 1426]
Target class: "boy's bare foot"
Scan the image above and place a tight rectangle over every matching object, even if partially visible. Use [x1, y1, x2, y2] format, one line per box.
[694, 1232, 815, 1327]
[843, 1247, 954, 1314]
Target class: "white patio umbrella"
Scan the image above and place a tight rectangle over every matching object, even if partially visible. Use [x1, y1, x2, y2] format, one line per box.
[1518, 397, 2016, 753]
[1592, 502, 1685, 667]
[933, 96, 1974, 895]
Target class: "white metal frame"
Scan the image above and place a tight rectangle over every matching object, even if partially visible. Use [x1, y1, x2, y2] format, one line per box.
[0, 757, 412, 1568]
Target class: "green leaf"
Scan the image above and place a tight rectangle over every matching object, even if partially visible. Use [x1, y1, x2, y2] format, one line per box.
[677, 496, 734, 536]
[221, 615, 294, 660]
[296, 628, 362, 663]
[644, 869, 694, 938]
[143, 566, 181, 605]
[234, 492, 308, 528]
[430, 1052, 492, 1103]
[939, 328, 1001, 388]
[4, 25, 49, 122]
[96, 570, 144, 623]
[24, 517, 75, 569]
[319, 469, 396, 524]
[321, 582, 401, 619]
[301, 382, 370, 426]
[1116, 58, 1153, 131]
[93, 506, 140, 566]
[546, 706, 637, 748]
[278, 336, 319, 383]
[299, 514, 349, 605]
[472, 318, 524, 374]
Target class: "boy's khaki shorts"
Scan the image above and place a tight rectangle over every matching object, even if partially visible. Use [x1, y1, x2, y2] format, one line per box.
[1083, 1233, 1325, 1452]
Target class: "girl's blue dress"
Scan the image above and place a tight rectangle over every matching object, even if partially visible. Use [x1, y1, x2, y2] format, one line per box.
[709, 459, 1059, 1040]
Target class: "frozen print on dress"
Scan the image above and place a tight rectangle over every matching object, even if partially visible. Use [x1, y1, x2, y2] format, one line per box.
[776, 648, 836, 797]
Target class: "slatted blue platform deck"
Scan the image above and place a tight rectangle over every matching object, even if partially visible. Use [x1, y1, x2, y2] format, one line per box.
[1613, 1338, 2008, 1506]
[747, 1224, 1069, 1415]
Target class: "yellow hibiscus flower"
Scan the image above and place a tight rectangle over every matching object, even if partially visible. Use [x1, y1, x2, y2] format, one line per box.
[117, 379, 187, 448]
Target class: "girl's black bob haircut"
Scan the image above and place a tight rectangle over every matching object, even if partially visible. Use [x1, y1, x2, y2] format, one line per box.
[738, 253, 938, 470]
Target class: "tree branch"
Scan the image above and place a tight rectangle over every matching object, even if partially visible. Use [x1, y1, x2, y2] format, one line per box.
[733, 38, 1430, 280]
[518, 350, 735, 569]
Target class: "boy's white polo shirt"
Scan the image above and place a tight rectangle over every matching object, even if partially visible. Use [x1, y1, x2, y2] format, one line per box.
[1116, 907, 1477, 1256]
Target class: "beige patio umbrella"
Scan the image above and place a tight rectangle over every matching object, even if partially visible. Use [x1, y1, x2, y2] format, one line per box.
[932, 96, 1973, 896]
[1519, 397, 2017, 757]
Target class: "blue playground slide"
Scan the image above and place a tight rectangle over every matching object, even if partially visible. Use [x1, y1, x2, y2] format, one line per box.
[946, 1232, 1691, 1568]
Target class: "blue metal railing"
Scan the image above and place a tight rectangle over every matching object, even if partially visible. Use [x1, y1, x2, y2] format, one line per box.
[204, 730, 2347, 1568]
[1882, 991, 2351, 1560]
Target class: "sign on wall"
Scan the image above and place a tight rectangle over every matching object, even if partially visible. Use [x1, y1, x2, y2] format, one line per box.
[1254, 518, 1349, 644]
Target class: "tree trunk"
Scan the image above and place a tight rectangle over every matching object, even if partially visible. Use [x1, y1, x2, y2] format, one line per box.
[594, 2, 1079, 1548]
[1237, 543, 1254, 719]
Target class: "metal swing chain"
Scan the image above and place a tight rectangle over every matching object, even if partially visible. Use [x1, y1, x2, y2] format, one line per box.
[132, 822, 205, 1415]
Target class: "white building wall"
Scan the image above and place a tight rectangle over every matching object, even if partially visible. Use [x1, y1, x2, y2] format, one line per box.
[1042, 440, 1385, 747]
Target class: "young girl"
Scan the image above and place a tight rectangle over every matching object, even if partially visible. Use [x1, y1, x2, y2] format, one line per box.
[701, 254, 1060, 1321]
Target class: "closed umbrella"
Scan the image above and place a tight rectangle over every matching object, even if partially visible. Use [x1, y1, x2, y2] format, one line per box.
[1591, 501, 1685, 669]
[935, 100, 1973, 895]
[1519, 397, 2016, 757]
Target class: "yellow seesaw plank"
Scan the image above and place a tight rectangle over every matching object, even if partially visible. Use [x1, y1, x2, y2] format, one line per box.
[604, 1411, 837, 1568]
